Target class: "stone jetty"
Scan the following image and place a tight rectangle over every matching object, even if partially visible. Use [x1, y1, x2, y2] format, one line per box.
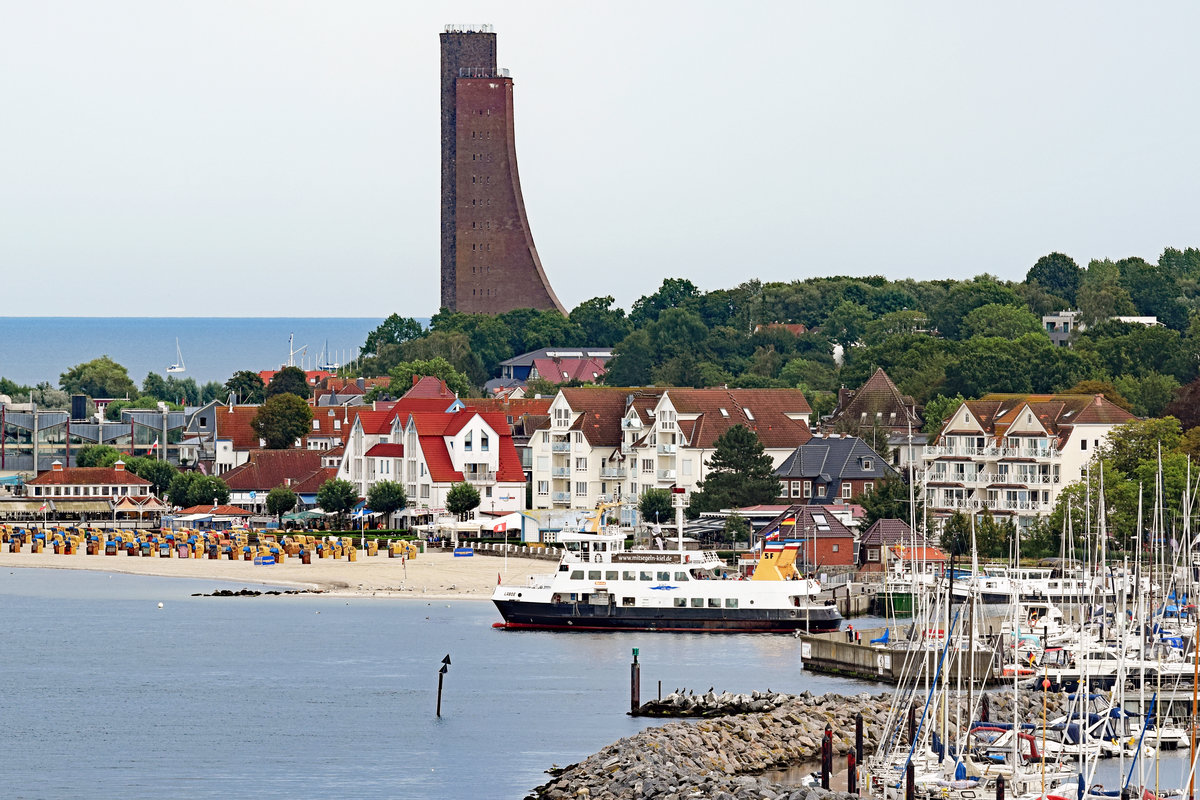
[528, 689, 1073, 800]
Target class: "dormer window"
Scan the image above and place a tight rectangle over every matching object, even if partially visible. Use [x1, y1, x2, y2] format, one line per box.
[863, 459, 872, 471]
[464, 432, 473, 451]
[480, 433, 489, 452]
[312, 420, 320, 431]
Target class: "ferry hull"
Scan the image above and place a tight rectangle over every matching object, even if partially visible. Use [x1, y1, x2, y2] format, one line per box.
[492, 599, 842, 633]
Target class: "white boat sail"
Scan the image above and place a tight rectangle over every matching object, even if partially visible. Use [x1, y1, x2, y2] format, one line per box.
[167, 338, 185, 374]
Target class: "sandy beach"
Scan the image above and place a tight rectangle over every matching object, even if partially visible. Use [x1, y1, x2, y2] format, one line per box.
[0, 548, 555, 599]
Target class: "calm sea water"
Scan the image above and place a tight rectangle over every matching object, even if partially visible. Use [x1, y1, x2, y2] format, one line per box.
[0, 317, 391, 388]
[0, 568, 870, 800]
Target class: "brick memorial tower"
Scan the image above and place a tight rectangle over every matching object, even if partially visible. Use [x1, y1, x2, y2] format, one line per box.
[440, 25, 566, 314]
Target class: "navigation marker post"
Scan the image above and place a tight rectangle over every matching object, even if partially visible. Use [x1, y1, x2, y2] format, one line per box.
[630, 648, 640, 714]
[436, 654, 451, 717]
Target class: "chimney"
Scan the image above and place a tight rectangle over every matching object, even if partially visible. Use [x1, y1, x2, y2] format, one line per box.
[1094, 395, 1102, 406]
[51, 460, 64, 472]
[285, 478, 292, 487]
[357, 377, 365, 391]
[412, 374, 420, 388]
[114, 460, 126, 472]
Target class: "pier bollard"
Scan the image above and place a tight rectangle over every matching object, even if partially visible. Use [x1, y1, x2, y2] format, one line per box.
[907, 703, 917, 746]
[855, 711, 864, 763]
[848, 751, 857, 795]
[995, 775, 1004, 800]
[905, 762, 915, 800]
[630, 648, 641, 714]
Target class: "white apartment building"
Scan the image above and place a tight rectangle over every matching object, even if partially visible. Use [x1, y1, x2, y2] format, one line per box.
[923, 393, 1135, 531]
[529, 388, 813, 515]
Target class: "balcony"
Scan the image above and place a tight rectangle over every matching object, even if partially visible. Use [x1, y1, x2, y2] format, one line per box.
[657, 469, 676, 481]
[551, 442, 571, 452]
[465, 470, 496, 484]
[657, 443, 676, 454]
[621, 418, 639, 430]
[599, 467, 626, 478]
[551, 467, 570, 478]
[551, 492, 571, 504]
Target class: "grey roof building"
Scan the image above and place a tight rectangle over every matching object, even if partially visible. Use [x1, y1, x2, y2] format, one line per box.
[774, 433, 898, 505]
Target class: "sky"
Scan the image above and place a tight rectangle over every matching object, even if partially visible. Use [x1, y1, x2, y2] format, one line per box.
[2, 2, 1198, 318]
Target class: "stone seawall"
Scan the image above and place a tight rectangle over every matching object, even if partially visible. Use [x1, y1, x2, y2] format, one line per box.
[528, 689, 1071, 800]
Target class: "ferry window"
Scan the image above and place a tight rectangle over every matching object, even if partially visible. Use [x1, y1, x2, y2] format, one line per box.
[640, 571, 653, 581]
[708, 598, 721, 608]
[623, 597, 635, 606]
[675, 572, 688, 581]
[606, 571, 618, 581]
[571, 571, 584, 580]
[725, 598, 738, 608]
[623, 571, 637, 581]
[690, 598, 704, 608]
[674, 598, 687, 608]
[588, 571, 601, 580]
[657, 571, 670, 581]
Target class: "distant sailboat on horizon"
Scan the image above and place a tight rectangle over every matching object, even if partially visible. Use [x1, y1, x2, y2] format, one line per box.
[316, 339, 341, 372]
[167, 338, 186, 374]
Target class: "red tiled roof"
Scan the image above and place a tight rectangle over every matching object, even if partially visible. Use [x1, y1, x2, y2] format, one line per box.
[365, 443, 405, 458]
[531, 357, 607, 384]
[942, 394, 1136, 445]
[665, 388, 813, 449]
[30, 465, 151, 486]
[403, 375, 456, 399]
[418, 436, 463, 483]
[753, 323, 808, 336]
[291, 467, 338, 494]
[221, 450, 325, 492]
[214, 406, 264, 451]
[831, 368, 922, 432]
[559, 387, 655, 446]
[258, 369, 333, 387]
[408, 410, 525, 484]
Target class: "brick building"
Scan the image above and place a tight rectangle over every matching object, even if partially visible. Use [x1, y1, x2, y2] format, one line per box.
[440, 25, 564, 314]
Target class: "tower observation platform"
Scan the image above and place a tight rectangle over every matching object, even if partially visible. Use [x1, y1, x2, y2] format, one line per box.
[439, 25, 566, 315]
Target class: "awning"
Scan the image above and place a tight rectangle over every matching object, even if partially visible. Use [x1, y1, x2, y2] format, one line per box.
[0, 500, 45, 513]
[52, 501, 112, 513]
[282, 510, 326, 521]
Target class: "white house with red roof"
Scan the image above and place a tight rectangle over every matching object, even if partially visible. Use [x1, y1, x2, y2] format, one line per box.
[922, 393, 1136, 531]
[400, 409, 525, 516]
[529, 387, 813, 514]
[24, 460, 154, 516]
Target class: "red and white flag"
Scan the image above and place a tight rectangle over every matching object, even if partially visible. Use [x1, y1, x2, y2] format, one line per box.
[493, 521, 507, 533]
[38, 503, 47, 512]
[149, 439, 159, 452]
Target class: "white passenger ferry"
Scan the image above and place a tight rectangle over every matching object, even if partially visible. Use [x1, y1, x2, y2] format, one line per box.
[491, 530, 842, 633]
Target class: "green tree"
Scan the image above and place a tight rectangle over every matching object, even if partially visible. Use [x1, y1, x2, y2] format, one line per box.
[1099, 417, 1183, 476]
[445, 481, 481, 520]
[1165, 379, 1200, 429]
[722, 513, 750, 546]
[687, 425, 781, 514]
[266, 486, 298, 525]
[124, 457, 178, 496]
[75, 444, 123, 468]
[1112, 372, 1180, 418]
[224, 370, 266, 404]
[400, 331, 486, 387]
[251, 393, 314, 449]
[387, 357, 474, 398]
[367, 480, 408, 524]
[521, 311, 584, 351]
[603, 330, 654, 386]
[923, 394, 966, 435]
[569, 296, 632, 346]
[166, 473, 230, 508]
[630, 278, 701, 326]
[1025, 252, 1082, 305]
[857, 475, 919, 529]
[316, 478, 358, 527]
[1178, 427, 1200, 462]
[931, 278, 1023, 340]
[822, 301, 872, 348]
[362, 314, 424, 357]
[961, 303, 1043, 339]
[638, 488, 674, 527]
[266, 366, 311, 399]
[940, 512, 970, 557]
[59, 356, 137, 399]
